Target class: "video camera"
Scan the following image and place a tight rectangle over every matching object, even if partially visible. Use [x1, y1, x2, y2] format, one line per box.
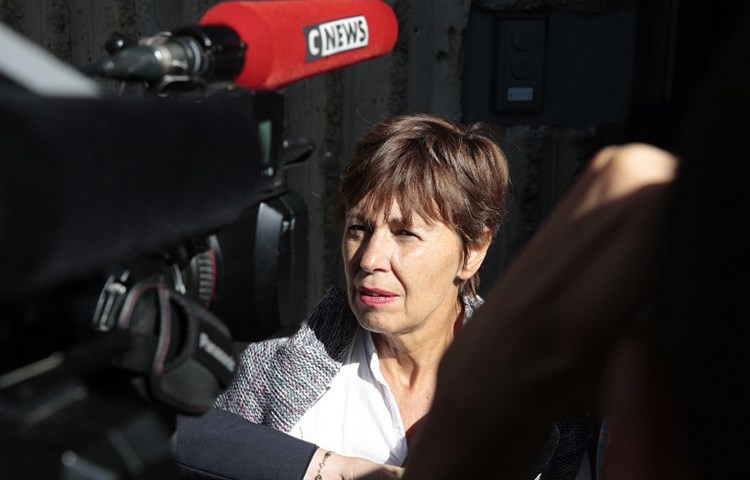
[0, 22, 309, 480]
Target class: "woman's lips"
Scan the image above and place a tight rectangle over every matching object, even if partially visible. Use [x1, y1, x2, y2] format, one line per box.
[358, 287, 398, 306]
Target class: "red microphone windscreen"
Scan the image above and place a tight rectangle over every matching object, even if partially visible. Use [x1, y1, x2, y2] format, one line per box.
[199, 0, 398, 90]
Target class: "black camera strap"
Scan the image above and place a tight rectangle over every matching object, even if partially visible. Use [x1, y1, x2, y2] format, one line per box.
[115, 280, 236, 415]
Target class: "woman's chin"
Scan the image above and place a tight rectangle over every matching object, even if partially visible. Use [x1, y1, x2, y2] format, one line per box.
[355, 313, 403, 336]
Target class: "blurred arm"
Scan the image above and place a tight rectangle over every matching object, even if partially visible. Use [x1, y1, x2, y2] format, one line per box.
[403, 144, 677, 480]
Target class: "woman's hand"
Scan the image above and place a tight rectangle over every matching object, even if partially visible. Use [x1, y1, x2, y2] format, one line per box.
[403, 144, 678, 480]
[304, 448, 405, 480]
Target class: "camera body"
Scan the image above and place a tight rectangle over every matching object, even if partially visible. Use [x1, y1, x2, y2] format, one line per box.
[0, 88, 308, 480]
[0, 18, 312, 478]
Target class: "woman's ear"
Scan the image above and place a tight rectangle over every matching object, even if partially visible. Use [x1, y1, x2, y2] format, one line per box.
[459, 228, 492, 280]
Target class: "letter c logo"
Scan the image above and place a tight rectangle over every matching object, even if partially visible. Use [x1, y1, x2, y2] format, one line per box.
[308, 29, 321, 57]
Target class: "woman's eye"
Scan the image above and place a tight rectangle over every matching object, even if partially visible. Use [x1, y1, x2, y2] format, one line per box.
[397, 229, 417, 237]
[347, 224, 368, 233]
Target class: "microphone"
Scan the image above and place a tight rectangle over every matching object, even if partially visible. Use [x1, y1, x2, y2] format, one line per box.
[89, 0, 398, 91]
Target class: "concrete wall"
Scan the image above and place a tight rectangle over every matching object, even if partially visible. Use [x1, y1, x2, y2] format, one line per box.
[1, 0, 639, 312]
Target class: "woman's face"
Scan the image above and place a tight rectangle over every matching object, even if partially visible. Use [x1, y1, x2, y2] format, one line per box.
[342, 199, 471, 338]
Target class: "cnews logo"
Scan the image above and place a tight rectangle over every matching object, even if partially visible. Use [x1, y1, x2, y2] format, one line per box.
[304, 15, 369, 61]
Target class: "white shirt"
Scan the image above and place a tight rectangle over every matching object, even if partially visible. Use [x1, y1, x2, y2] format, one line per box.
[286, 326, 589, 479]
[288, 328, 408, 466]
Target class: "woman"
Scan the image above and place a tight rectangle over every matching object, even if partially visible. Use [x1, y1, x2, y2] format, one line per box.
[179, 114, 588, 479]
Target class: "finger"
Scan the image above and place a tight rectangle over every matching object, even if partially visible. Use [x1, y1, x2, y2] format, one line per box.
[573, 143, 676, 219]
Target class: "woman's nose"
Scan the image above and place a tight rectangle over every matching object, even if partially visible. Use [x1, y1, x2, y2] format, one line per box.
[359, 231, 391, 272]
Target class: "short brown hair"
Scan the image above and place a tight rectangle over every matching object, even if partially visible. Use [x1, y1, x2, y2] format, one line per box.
[339, 113, 510, 297]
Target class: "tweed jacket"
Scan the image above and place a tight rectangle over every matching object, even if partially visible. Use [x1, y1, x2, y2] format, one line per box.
[214, 285, 482, 433]
[213, 286, 595, 480]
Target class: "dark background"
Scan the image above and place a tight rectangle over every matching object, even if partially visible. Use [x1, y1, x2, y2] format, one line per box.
[0, 0, 745, 319]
